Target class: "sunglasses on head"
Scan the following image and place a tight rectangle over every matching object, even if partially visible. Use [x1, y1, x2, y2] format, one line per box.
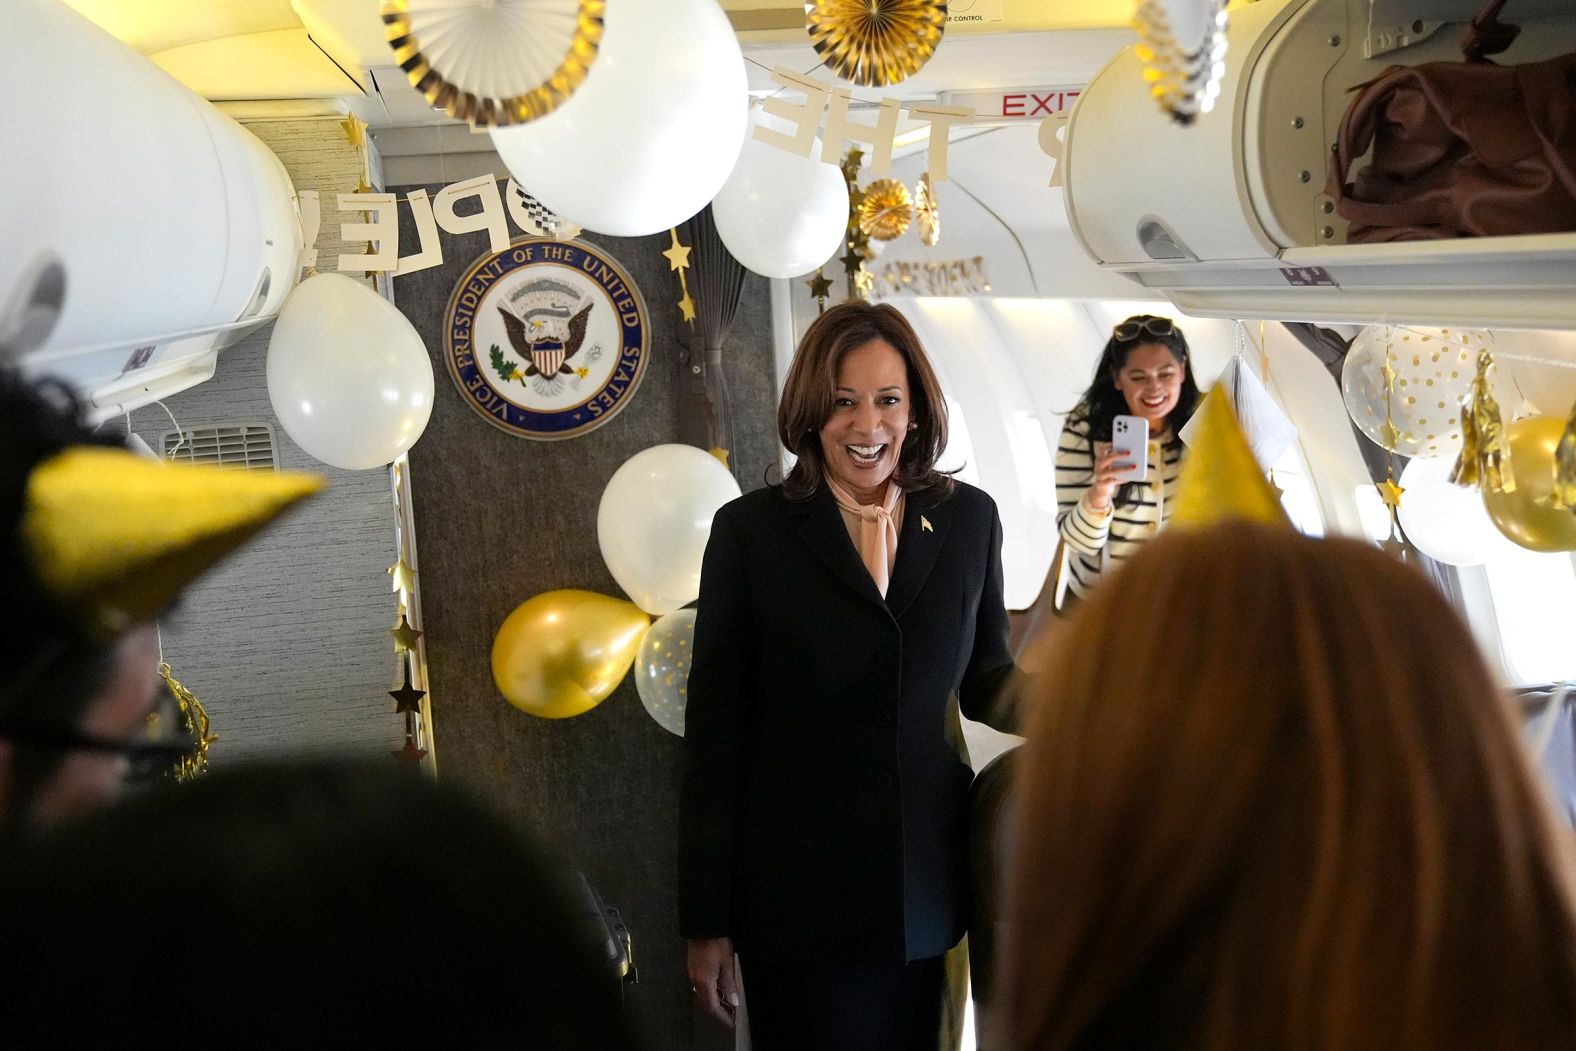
[1113, 316, 1177, 342]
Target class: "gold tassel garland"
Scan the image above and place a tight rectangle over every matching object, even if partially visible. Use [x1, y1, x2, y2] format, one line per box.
[1449, 349, 1515, 495]
[1554, 401, 1576, 511]
[160, 662, 215, 782]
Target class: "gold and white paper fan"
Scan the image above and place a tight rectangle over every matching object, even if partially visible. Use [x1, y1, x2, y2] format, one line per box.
[1132, 0, 1230, 126]
[382, 0, 604, 128]
[914, 171, 939, 247]
[804, 0, 946, 88]
[858, 178, 913, 241]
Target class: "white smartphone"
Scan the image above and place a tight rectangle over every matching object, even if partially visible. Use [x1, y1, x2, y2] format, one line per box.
[1111, 414, 1149, 477]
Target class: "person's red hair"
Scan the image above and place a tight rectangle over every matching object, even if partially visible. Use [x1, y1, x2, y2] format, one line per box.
[1004, 522, 1576, 1049]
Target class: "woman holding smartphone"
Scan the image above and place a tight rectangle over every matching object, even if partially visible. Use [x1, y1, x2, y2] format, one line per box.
[1053, 315, 1199, 605]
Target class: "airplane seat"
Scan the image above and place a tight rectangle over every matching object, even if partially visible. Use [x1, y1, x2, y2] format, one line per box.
[1517, 684, 1576, 829]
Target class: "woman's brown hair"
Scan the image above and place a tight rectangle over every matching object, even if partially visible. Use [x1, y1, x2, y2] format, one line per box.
[1004, 522, 1576, 1049]
[776, 301, 952, 501]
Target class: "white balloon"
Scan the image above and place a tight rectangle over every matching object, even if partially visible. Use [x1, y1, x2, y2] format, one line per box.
[635, 609, 697, 736]
[711, 109, 849, 278]
[1397, 455, 1517, 566]
[266, 273, 434, 470]
[598, 445, 741, 615]
[488, 0, 748, 237]
[1489, 329, 1576, 417]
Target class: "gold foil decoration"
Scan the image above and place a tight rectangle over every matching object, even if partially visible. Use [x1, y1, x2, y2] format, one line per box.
[22, 448, 323, 637]
[1170, 388, 1291, 529]
[1132, 0, 1230, 126]
[382, 0, 605, 128]
[805, 0, 946, 88]
[160, 662, 215, 783]
[1450, 349, 1516, 495]
[1555, 403, 1576, 511]
[859, 178, 914, 241]
[914, 171, 940, 247]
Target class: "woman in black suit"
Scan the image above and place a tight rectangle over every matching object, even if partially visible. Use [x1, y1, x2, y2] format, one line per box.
[680, 301, 1020, 1049]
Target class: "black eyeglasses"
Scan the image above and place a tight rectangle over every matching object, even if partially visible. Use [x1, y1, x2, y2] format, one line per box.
[0, 727, 195, 783]
[1113, 316, 1177, 342]
[0, 682, 199, 784]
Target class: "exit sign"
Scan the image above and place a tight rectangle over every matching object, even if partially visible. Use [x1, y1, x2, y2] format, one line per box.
[939, 87, 1084, 120]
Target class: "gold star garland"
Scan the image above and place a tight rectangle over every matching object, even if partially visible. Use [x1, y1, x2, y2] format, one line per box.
[664, 228, 696, 324]
[386, 458, 433, 768]
[390, 656, 427, 715]
[340, 115, 367, 148]
[807, 269, 833, 314]
[391, 612, 423, 652]
[1377, 329, 1408, 552]
[387, 558, 416, 594]
[840, 148, 871, 301]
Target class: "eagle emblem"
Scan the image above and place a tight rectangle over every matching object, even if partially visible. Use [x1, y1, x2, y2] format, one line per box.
[489, 277, 598, 396]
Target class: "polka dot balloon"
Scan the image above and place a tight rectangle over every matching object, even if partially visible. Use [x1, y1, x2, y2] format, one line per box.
[1341, 326, 1483, 459]
[634, 609, 695, 737]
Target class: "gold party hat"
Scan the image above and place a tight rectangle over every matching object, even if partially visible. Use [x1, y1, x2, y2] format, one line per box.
[1170, 387, 1290, 529]
[22, 447, 324, 635]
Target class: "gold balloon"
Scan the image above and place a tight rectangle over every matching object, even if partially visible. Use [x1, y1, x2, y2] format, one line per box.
[491, 590, 650, 719]
[1484, 417, 1576, 553]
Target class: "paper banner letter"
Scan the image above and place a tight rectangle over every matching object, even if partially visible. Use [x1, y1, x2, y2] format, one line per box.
[337, 193, 400, 273]
[903, 103, 971, 183]
[823, 90, 902, 176]
[1039, 112, 1072, 188]
[756, 67, 832, 158]
[393, 189, 444, 277]
[432, 175, 511, 253]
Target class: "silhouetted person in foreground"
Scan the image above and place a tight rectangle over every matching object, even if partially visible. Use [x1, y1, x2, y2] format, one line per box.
[0, 758, 647, 1047]
[1002, 522, 1576, 1049]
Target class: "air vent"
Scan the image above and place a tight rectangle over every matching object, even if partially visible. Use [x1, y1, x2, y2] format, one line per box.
[162, 424, 277, 470]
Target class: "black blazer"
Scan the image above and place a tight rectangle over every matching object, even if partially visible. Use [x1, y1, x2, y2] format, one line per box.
[678, 480, 1018, 966]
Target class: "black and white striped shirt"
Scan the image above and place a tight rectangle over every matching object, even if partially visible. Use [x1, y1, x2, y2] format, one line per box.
[1055, 413, 1186, 600]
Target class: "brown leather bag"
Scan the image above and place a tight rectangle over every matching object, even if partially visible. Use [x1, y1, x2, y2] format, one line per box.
[1329, 0, 1576, 243]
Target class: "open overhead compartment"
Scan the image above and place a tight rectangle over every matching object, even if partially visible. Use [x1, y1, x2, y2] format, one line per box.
[1061, 0, 1576, 329]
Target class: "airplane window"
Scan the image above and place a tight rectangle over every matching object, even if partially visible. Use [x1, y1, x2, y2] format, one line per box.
[1353, 483, 1394, 544]
[938, 393, 980, 486]
[1270, 442, 1324, 537]
[1481, 548, 1576, 685]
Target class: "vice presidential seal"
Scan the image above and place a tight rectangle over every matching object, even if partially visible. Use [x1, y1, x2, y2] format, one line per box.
[443, 238, 649, 440]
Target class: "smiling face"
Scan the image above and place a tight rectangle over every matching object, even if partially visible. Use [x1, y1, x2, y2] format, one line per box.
[1113, 342, 1187, 431]
[818, 337, 912, 503]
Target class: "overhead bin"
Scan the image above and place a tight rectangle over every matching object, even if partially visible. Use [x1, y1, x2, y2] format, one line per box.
[0, 0, 305, 416]
[1061, 0, 1576, 329]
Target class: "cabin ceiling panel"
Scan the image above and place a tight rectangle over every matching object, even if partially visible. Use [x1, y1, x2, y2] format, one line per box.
[149, 29, 365, 101]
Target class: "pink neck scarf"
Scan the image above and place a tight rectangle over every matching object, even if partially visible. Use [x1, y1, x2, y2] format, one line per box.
[825, 475, 904, 597]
